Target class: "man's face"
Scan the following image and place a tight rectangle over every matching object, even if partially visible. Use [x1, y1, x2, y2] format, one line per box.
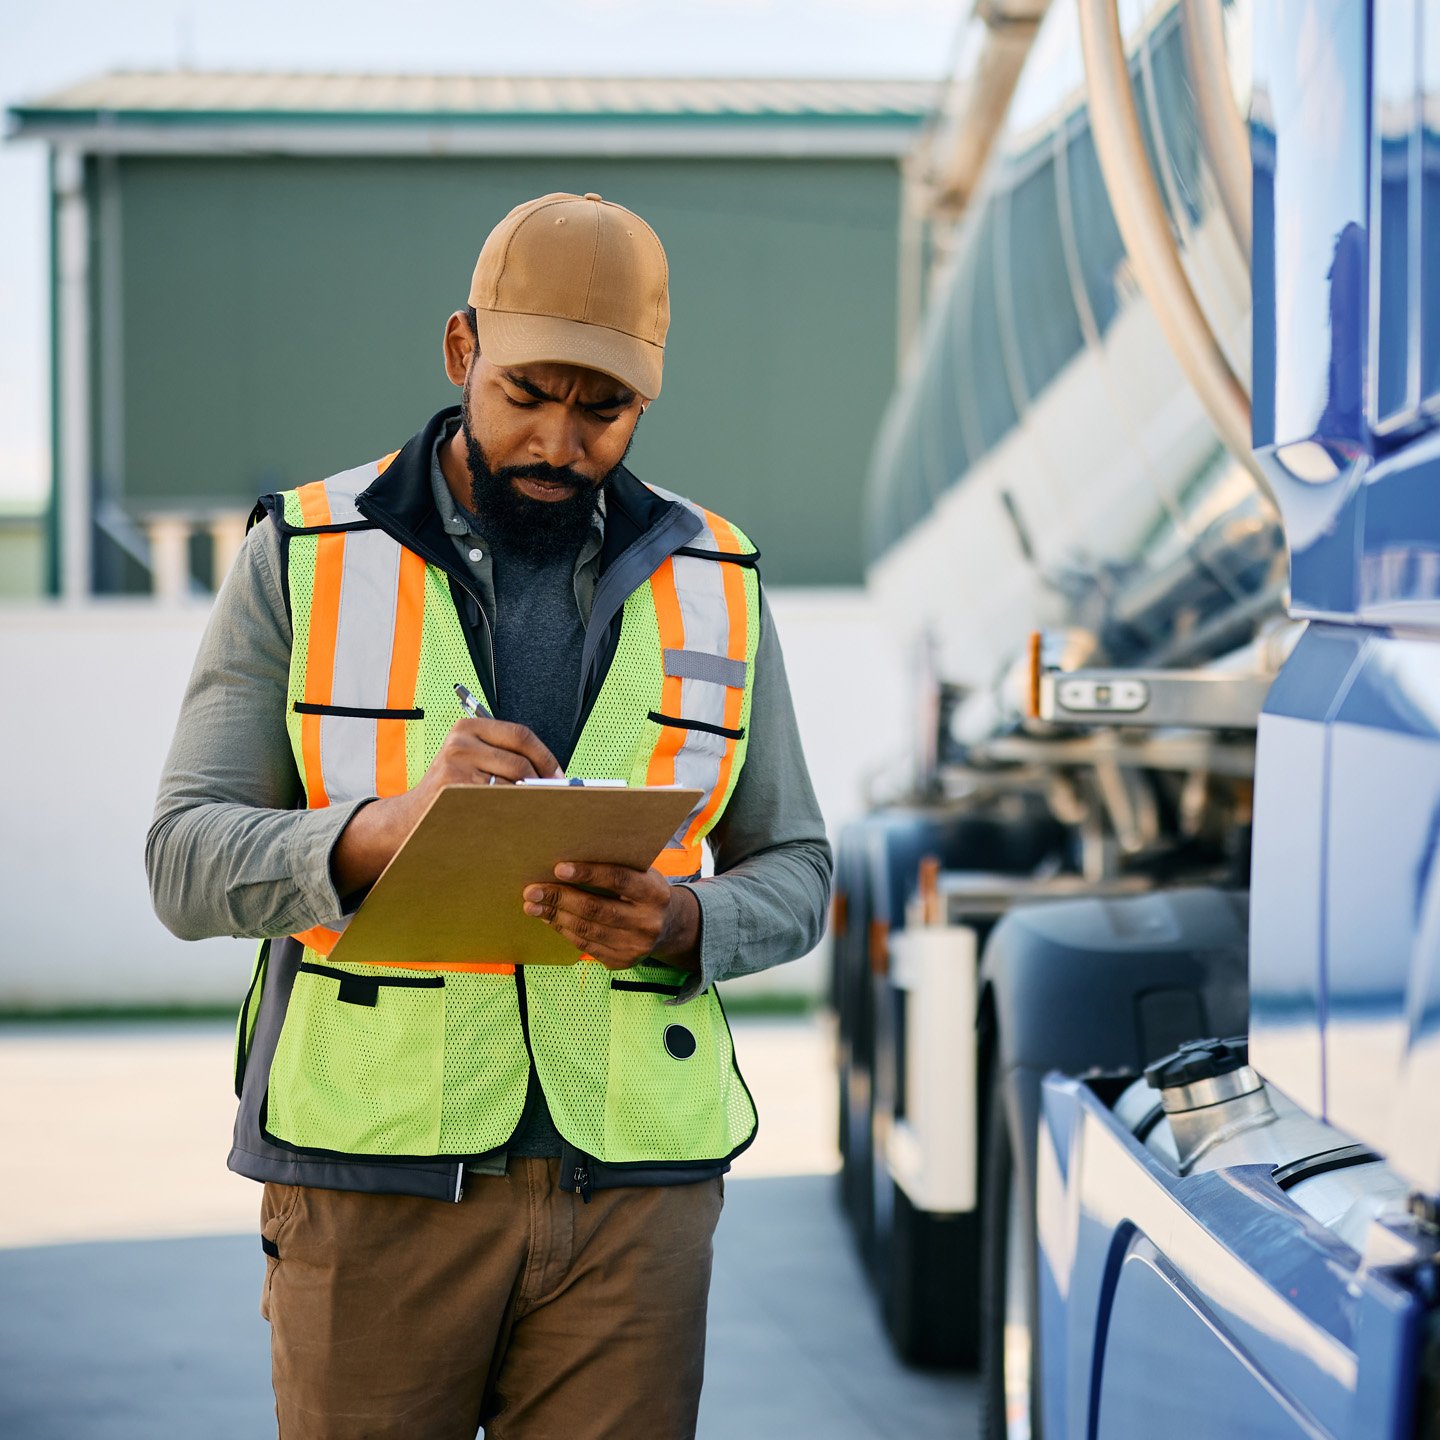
[451, 332, 645, 561]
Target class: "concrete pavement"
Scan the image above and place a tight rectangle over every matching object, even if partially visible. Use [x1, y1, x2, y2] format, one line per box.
[0, 1016, 978, 1438]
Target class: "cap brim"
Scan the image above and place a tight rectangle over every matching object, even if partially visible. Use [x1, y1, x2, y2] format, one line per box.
[472, 310, 663, 400]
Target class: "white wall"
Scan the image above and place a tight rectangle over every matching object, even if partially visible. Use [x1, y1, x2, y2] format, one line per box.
[0, 589, 909, 1008]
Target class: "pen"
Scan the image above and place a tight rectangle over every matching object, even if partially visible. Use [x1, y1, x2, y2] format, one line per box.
[454, 683, 493, 721]
[456, 682, 572, 782]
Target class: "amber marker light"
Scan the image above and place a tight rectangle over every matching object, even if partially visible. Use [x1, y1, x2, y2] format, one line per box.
[918, 854, 941, 926]
[868, 918, 890, 978]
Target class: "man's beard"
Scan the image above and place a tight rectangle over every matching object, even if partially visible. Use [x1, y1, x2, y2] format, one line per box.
[462, 418, 616, 566]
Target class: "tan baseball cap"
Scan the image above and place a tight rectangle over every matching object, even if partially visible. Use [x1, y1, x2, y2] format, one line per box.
[468, 192, 670, 400]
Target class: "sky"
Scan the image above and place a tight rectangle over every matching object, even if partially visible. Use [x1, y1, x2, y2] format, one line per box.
[0, 0, 960, 505]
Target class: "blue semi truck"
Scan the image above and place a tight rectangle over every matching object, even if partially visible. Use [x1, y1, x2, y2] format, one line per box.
[834, 1, 1440, 1435]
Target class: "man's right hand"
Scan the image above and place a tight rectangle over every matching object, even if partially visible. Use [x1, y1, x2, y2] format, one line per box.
[330, 717, 562, 896]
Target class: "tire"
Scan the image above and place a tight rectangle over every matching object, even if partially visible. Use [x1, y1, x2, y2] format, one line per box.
[981, 1064, 1040, 1440]
[834, 835, 877, 1248]
[839, 1044, 875, 1238]
[881, 1178, 982, 1368]
[839, 996, 877, 1244]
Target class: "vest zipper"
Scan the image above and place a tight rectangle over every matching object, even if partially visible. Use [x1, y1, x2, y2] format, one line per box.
[452, 576, 499, 705]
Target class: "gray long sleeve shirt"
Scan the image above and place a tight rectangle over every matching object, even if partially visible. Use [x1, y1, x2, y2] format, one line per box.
[146, 484, 833, 1002]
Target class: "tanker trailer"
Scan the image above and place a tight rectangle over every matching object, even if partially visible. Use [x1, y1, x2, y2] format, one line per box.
[839, 2, 1440, 1435]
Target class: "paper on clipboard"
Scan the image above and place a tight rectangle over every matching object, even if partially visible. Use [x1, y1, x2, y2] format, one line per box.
[326, 783, 703, 970]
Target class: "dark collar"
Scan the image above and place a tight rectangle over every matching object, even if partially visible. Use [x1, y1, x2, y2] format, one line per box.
[353, 405, 698, 582]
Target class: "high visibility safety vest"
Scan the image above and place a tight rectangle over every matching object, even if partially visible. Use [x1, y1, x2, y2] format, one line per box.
[253, 455, 761, 1169]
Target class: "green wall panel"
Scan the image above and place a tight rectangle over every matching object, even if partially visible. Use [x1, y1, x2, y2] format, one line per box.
[111, 155, 901, 584]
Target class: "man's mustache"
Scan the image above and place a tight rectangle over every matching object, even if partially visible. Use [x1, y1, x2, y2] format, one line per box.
[495, 463, 590, 489]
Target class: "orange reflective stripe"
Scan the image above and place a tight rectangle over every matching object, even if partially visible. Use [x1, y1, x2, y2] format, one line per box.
[373, 958, 517, 975]
[655, 845, 702, 879]
[300, 530, 346, 809]
[681, 509, 750, 847]
[294, 481, 338, 938]
[288, 932, 514, 975]
[374, 718, 408, 799]
[645, 558, 688, 787]
[293, 923, 342, 954]
[376, 548, 426, 797]
[299, 713, 326, 809]
[296, 480, 331, 528]
[376, 450, 401, 478]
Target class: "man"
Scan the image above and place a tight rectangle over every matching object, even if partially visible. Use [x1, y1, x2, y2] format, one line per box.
[147, 191, 831, 1439]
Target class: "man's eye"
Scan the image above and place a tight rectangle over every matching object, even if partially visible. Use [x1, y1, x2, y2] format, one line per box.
[587, 410, 622, 423]
[505, 396, 540, 409]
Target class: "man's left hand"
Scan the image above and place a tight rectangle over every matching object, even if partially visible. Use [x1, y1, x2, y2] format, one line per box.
[523, 863, 700, 971]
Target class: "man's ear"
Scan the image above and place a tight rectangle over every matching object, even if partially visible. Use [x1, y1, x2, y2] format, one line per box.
[442, 311, 477, 387]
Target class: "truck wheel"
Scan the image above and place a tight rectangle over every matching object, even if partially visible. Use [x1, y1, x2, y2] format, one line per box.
[882, 1178, 982, 1368]
[981, 1067, 1039, 1439]
[840, 1042, 876, 1244]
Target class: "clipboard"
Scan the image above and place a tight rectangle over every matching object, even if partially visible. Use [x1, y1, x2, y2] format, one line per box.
[326, 783, 703, 969]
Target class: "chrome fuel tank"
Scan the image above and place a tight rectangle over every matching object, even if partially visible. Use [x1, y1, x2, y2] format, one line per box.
[1112, 1052, 1413, 1256]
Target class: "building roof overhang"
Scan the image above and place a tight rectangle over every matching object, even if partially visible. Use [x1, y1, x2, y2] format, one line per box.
[9, 71, 934, 158]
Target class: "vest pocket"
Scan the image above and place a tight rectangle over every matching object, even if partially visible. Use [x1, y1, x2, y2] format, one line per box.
[646, 711, 746, 744]
[610, 976, 686, 996]
[291, 702, 425, 720]
[603, 986, 743, 1161]
[265, 962, 445, 1156]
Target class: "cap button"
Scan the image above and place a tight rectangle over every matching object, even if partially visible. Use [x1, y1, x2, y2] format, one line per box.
[583, 192, 603, 202]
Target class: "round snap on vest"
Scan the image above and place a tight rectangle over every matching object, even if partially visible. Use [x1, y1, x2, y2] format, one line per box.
[249, 456, 761, 1169]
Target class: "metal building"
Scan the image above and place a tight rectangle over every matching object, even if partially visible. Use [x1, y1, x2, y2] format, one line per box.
[9, 73, 929, 597]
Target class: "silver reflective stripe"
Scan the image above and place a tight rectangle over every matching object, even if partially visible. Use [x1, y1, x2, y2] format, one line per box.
[663, 648, 747, 688]
[319, 713, 377, 810]
[321, 460, 378, 525]
[318, 479, 401, 806]
[662, 507, 739, 843]
[332, 531, 401, 709]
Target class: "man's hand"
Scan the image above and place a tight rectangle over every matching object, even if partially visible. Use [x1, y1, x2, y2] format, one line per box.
[523, 863, 701, 972]
[332, 717, 561, 896]
[431, 715, 565, 788]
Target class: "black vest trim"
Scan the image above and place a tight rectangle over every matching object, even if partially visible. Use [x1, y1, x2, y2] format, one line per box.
[610, 978, 687, 996]
[672, 545, 761, 568]
[270, 515, 377, 537]
[292, 701, 425, 721]
[647, 711, 747, 742]
[296, 960, 445, 1009]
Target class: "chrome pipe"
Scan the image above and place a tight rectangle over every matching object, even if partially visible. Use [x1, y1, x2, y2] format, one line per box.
[1075, 0, 1272, 499]
[920, 0, 1053, 224]
[1179, 0, 1253, 261]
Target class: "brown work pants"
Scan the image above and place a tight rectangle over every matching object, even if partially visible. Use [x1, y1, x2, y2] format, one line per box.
[260, 1160, 724, 1439]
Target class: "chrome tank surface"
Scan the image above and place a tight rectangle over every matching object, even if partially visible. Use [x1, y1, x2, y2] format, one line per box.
[1113, 1070, 1413, 1256]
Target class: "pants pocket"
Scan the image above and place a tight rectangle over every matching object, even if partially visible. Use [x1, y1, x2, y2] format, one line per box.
[266, 963, 446, 1155]
[259, 1182, 302, 1322]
